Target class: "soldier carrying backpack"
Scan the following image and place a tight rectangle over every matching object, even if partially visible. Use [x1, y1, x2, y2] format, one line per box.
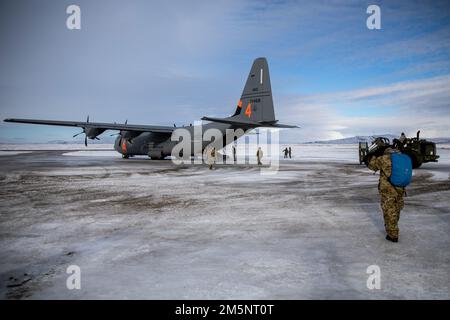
[368, 146, 412, 242]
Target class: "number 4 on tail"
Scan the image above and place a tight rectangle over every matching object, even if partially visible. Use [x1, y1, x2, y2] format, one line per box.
[245, 103, 252, 117]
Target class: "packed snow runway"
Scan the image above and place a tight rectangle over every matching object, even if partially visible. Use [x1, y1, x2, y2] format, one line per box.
[0, 144, 449, 299]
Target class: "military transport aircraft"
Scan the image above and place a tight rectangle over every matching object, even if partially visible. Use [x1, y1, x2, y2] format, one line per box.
[4, 58, 297, 159]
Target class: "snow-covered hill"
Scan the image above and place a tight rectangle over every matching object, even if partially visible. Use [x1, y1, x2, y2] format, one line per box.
[307, 135, 450, 144]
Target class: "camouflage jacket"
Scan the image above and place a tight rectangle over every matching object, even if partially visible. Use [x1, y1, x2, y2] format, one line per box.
[368, 154, 405, 193]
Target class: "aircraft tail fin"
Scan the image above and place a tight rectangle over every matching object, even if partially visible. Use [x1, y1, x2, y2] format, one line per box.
[231, 57, 275, 123]
[202, 58, 298, 129]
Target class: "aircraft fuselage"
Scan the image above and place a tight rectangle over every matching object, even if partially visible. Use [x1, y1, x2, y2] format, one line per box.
[114, 123, 245, 159]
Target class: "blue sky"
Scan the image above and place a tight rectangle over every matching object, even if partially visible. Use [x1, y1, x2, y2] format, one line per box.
[0, 0, 449, 143]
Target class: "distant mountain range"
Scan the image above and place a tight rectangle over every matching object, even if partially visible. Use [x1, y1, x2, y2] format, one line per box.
[306, 135, 450, 144]
[47, 137, 117, 144]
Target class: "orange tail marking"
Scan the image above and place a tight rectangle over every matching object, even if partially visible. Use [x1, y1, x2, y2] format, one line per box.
[237, 100, 242, 108]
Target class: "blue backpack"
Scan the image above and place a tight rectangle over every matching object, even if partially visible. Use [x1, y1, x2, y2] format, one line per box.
[389, 153, 412, 187]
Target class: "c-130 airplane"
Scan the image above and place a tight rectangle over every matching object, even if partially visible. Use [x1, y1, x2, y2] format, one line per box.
[4, 58, 296, 159]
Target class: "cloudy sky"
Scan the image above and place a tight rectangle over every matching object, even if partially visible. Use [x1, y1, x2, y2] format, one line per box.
[0, 0, 449, 143]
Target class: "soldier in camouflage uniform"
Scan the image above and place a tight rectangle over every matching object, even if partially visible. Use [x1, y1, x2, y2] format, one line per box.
[206, 147, 216, 170]
[368, 148, 405, 242]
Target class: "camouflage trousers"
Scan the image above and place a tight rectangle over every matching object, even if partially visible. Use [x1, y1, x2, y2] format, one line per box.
[379, 182, 404, 238]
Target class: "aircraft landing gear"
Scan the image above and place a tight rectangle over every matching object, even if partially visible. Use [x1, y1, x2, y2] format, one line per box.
[122, 154, 129, 159]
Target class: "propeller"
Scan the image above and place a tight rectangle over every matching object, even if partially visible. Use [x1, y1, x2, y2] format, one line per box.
[72, 116, 90, 147]
[73, 130, 85, 138]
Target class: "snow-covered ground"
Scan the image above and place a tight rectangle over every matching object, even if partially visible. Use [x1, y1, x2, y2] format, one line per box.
[63, 151, 121, 157]
[283, 144, 359, 162]
[0, 144, 112, 151]
[61, 143, 450, 181]
[0, 145, 449, 299]
[0, 151, 31, 156]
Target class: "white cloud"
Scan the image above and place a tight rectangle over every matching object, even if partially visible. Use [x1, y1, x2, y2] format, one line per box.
[278, 75, 450, 142]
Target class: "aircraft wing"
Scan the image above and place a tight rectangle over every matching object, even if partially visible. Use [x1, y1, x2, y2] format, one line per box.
[3, 118, 175, 134]
[201, 116, 299, 129]
[262, 122, 298, 128]
[201, 116, 261, 127]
